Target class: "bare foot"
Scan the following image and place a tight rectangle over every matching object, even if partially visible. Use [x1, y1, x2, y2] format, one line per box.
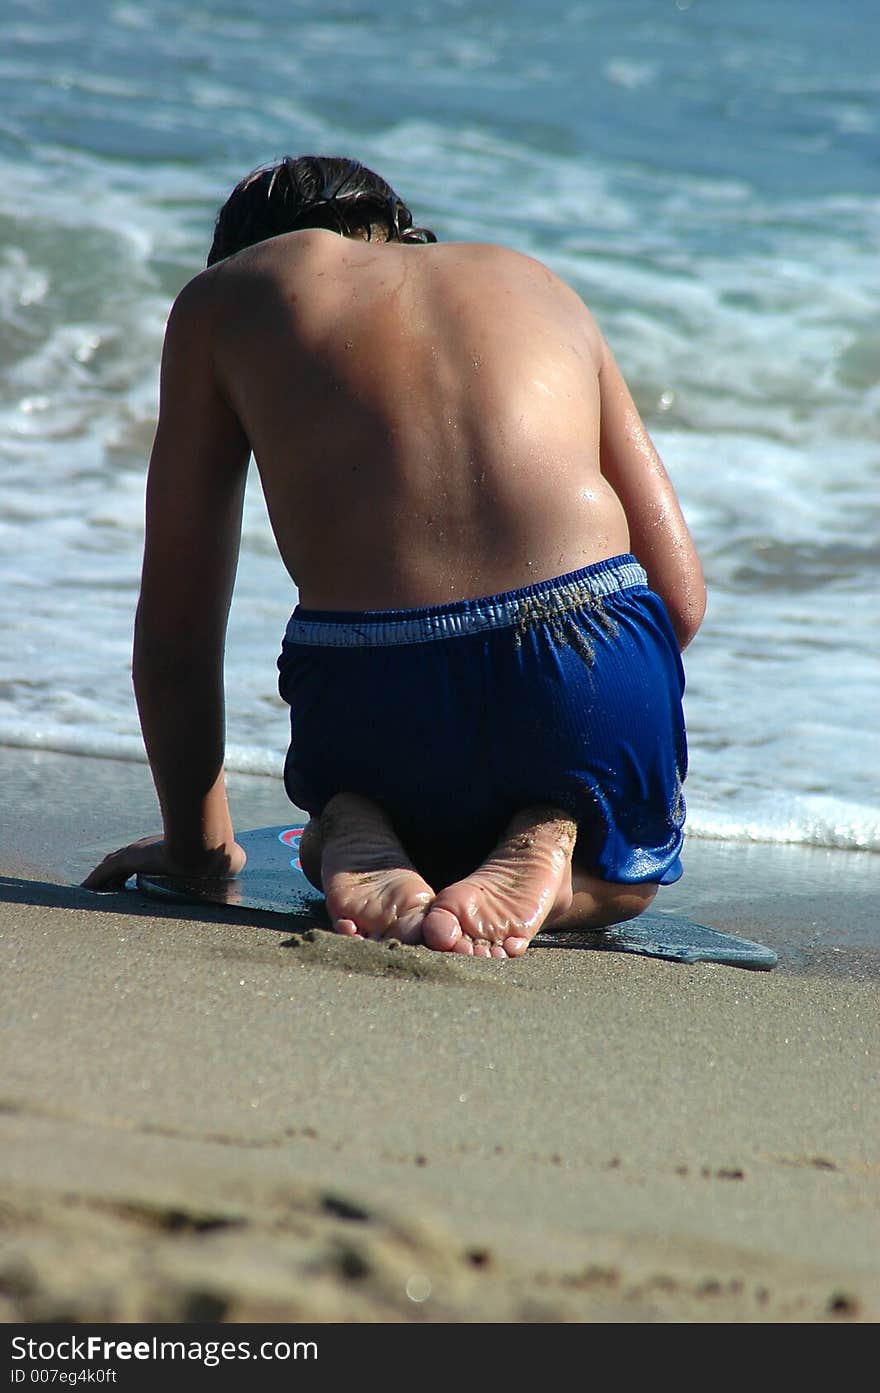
[421, 809, 577, 958]
[317, 793, 435, 942]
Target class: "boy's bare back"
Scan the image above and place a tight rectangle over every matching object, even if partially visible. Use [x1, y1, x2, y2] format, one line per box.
[167, 230, 634, 611]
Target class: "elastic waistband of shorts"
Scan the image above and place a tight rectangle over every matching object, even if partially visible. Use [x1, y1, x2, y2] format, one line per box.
[282, 554, 648, 648]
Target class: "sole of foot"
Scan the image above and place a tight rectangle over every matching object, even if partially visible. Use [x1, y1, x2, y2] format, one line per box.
[318, 792, 436, 942]
[421, 809, 577, 958]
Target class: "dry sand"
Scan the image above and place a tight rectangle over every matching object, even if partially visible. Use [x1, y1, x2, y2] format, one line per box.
[1, 746, 877, 1323]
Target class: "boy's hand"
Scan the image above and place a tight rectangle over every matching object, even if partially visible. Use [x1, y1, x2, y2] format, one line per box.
[82, 835, 247, 892]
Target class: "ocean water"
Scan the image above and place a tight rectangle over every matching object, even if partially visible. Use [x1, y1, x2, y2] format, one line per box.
[1, 0, 878, 855]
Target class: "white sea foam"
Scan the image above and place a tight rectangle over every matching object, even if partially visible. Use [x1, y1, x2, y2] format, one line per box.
[686, 796, 880, 856]
[0, 719, 283, 780]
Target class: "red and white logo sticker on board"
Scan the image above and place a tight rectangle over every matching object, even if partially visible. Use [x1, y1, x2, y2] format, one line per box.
[278, 826, 304, 870]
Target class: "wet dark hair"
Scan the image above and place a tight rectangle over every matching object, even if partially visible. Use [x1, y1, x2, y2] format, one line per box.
[207, 155, 437, 266]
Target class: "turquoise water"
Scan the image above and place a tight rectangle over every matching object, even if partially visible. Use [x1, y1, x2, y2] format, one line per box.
[1, 0, 878, 851]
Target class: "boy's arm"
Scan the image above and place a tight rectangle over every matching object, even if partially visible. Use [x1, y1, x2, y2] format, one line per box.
[597, 333, 706, 649]
[83, 274, 250, 890]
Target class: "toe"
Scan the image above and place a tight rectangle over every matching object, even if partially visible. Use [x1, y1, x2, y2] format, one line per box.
[490, 943, 508, 958]
[422, 905, 463, 951]
[332, 903, 382, 938]
[472, 940, 492, 958]
[383, 902, 430, 944]
[502, 933, 530, 956]
[335, 918, 362, 937]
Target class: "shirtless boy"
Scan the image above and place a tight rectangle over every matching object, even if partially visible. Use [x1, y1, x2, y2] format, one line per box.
[85, 155, 706, 959]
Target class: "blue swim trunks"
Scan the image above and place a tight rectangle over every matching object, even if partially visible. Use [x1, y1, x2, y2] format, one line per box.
[277, 554, 687, 887]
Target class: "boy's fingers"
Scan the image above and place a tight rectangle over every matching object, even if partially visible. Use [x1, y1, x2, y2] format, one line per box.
[81, 838, 160, 891]
[81, 836, 246, 891]
[81, 867, 126, 891]
[81, 850, 137, 891]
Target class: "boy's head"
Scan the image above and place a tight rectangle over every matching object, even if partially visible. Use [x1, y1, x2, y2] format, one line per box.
[207, 155, 436, 266]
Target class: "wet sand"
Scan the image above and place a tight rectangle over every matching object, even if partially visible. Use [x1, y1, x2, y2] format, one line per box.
[1, 746, 877, 1323]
